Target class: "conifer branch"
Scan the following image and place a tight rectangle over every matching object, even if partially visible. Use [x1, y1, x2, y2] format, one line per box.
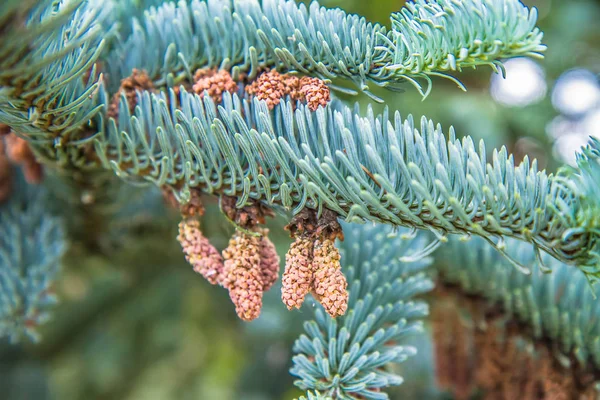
[105, 0, 545, 98]
[1, 1, 598, 397]
[298, 391, 332, 400]
[0, 0, 106, 167]
[93, 90, 600, 281]
[0, 174, 66, 343]
[291, 223, 433, 399]
[385, 0, 545, 95]
[436, 234, 600, 373]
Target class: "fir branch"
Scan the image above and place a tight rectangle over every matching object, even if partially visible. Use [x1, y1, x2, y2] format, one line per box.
[298, 391, 332, 400]
[93, 89, 600, 280]
[291, 223, 433, 399]
[0, 0, 107, 167]
[436, 235, 600, 372]
[384, 0, 545, 95]
[0, 174, 66, 343]
[105, 0, 545, 98]
[561, 137, 600, 278]
[107, 0, 170, 36]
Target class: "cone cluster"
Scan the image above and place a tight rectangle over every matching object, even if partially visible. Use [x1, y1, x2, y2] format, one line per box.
[281, 235, 313, 310]
[245, 70, 330, 111]
[176, 195, 347, 320]
[296, 76, 330, 111]
[245, 69, 287, 109]
[192, 68, 239, 103]
[176, 195, 281, 321]
[259, 232, 280, 291]
[311, 238, 348, 317]
[221, 230, 280, 321]
[281, 209, 348, 318]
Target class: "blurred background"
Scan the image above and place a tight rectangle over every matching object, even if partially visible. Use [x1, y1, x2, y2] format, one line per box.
[1, 0, 599, 399]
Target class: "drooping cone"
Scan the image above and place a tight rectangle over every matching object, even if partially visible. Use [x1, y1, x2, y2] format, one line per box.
[281, 208, 348, 318]
[222, 231, 264, 321]
[281, 235, 314, 311]
[177, 219, 224, 285]
[311, 238, 348, 318]
[258, 231, 280, 291]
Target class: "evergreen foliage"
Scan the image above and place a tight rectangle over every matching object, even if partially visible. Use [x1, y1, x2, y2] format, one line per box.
[562, 138, 600, 279]
[105, 0, 545, 97]
[0, 0, 106, 167]
[0, 0, 599, 397]
[94, 91, 600, 281]
[0, 175, 66, 343]
[298, 391, 331, 400]
[89, 0, 599, 281]
[291, 223, 433, 399]
[438, 234, 600, 371]
[433, 140, 600, 372]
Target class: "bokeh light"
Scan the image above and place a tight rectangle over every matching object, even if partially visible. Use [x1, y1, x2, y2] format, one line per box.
[490, 58, 547, 107]
[552, 132, 590, 165]
[551, 69, 600, 116]
[546, 69, 600, 165]
[583, 108, 600, 138]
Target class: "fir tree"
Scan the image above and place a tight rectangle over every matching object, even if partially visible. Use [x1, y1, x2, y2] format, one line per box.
[1, 0, 599, 398]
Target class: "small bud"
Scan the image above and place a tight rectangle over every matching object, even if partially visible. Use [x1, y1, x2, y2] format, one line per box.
[192, 69, 238, 103]
[4, 134, 31, 164]
[3, 133, 43, 184]
[245, 70, 286, 109]
[298, 77, 330, 111]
